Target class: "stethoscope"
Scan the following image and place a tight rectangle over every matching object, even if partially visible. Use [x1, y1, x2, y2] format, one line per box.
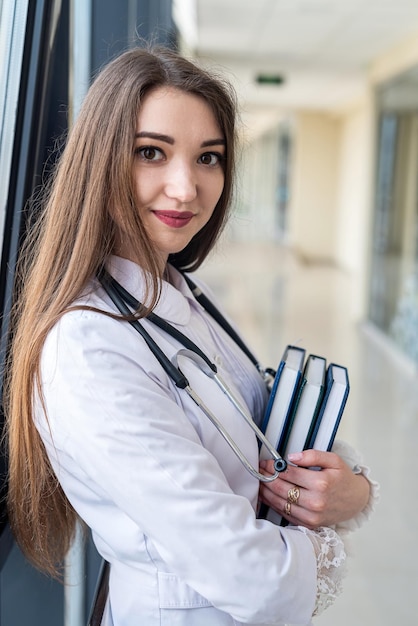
[98, 268, 287, 482]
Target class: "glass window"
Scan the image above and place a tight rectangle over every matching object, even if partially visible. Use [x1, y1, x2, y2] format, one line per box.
[369, 67, 418, 363]
[0, 0, 29, 244]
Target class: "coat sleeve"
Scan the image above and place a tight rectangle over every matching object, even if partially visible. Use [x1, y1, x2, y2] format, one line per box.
[331, 439, 380, 534]
[38, 309, 320, 625]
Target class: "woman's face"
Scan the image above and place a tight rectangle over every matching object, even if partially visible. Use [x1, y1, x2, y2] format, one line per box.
[128, 86, 226, 268]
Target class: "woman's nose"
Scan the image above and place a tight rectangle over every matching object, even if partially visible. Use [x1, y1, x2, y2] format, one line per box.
[164, 161, 197, 203]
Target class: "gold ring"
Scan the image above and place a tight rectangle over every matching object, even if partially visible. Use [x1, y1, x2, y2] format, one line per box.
[287, 486, 300, 505]
[284, 501, 291, 516]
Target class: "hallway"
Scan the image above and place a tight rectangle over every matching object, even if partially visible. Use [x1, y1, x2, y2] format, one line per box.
[199, 239, 417, 625]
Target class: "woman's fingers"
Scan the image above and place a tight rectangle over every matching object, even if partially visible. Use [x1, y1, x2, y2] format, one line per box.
[259, 451, 368, 527]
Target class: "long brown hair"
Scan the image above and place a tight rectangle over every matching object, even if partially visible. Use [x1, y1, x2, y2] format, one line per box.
[5, 46, 238, 577]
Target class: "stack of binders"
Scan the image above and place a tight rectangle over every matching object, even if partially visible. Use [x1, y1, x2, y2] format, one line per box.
[259, 345, 350, 524]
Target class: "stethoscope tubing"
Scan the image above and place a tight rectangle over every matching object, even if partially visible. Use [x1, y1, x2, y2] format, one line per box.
[98, 269, 287, 481]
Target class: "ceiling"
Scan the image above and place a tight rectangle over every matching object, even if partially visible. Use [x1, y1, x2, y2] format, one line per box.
[173, 0, 418, 134]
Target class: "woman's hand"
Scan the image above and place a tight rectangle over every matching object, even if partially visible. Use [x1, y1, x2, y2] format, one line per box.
[259, 450, 370, 528]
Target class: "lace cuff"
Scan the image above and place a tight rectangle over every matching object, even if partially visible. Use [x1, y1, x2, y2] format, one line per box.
[332, 439, 380, 534]
[298, 526, 347, 617]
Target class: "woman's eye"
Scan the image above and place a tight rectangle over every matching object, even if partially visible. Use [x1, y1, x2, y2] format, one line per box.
[135, 146, 164, 161]
[199, 152, 223, 166]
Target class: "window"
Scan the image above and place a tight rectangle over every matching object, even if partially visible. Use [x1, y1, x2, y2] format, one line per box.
[369, 67, 418, 363]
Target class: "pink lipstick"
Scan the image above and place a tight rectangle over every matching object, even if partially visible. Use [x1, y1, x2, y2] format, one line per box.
[152, 210, 194, 228]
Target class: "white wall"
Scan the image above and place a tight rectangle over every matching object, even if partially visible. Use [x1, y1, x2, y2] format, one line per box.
[288, 112, 340, 263]
[334, 92, 376, 319]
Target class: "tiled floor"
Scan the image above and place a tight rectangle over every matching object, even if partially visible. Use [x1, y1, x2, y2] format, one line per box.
[199, 239, 418, 626]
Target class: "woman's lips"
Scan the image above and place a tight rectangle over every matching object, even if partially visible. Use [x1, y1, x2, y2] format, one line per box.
[152, 210, 195, 228]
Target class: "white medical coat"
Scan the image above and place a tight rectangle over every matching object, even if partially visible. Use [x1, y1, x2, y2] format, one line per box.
[36, 256, 319, 625]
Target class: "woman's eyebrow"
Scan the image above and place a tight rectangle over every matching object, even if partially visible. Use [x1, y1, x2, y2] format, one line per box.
[135, 131, 174, 144]
[135, 131, 225, 149]
[201, 138, 226, 148]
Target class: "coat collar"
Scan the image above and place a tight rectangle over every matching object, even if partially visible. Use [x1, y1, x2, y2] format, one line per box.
[105, 256, 196, 326]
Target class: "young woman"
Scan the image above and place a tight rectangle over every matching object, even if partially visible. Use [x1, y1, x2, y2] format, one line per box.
[6, 47, 377, 625]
